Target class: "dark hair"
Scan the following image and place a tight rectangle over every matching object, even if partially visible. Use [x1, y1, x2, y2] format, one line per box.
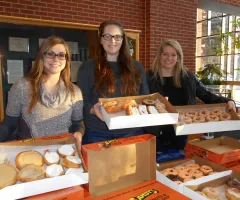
[26, 36, 74, 112]
[95, 20, 141, 95]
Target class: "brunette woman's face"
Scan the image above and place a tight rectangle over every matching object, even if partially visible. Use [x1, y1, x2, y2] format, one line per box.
[160, 46, 178, 71]
[100, 25, 123, 59]
[43, 44, 67, 76]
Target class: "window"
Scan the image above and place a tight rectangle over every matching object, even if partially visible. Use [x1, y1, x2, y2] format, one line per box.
[196, 8, 240, 81]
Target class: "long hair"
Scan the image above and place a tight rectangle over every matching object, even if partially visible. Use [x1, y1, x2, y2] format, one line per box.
[26, 36, 74, 113]
[151, 39, 187, 88]
[95, 20, 141, 96]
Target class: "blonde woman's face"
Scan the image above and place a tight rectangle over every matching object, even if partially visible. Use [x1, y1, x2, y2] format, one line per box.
[43, 44, 67, 77]
[160, 46, 178, 71]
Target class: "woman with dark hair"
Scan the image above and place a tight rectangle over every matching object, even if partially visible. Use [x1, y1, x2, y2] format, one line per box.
[78, 20, 149, 144]
[2, 36, 83, 142]
[146, 39, 235, 151]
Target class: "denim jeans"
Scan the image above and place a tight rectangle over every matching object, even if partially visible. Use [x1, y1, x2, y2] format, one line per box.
[82, 129, 144, 145]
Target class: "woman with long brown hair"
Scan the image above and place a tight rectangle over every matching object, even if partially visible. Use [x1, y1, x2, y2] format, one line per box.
[2, 36, 83, 141]
[78, 20, 149, 144]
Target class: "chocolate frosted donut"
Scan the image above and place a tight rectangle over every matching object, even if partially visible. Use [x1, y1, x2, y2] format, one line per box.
[226, 180, 240, 189]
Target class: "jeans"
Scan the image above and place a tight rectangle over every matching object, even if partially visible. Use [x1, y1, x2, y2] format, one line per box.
[82, 129, 144, 145]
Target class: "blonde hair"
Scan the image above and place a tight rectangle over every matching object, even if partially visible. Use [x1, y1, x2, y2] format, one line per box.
[151, 39, 187, 88]
[26, 36, 74, 113]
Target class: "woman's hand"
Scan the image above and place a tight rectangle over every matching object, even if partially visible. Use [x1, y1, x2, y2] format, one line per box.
[90, 102, 104, 121]
[73, 131, 82, 149]
[227, 101, 236, 112]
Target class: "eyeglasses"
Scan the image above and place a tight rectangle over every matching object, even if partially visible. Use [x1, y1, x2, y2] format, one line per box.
[44, 51, 67, 60]
[102, 34, 123, 41]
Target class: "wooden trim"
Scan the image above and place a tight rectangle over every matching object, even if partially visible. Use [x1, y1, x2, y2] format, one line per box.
[220, 81, 240, 86]
[0, 54, 4, 122]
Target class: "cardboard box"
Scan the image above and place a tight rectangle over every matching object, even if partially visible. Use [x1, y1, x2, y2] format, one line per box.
[81, 134, 156, 197]
[25, 185, 84, 200]
[99, 93, 178, 130]
[185, 136, 240, 164]
[94, 179, 191, 200]
[175, 103, 240, 135]
[183, 171, 240, 199]
[0, 134, 87, 199]
[156, 156, 230, 193]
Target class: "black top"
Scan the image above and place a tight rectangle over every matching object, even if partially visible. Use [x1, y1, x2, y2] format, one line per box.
[162, 77, 186, 106]
[77, 59, 149, 135]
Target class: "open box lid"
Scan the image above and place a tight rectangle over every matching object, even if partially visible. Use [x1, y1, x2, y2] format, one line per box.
[82, 134, 156, 197]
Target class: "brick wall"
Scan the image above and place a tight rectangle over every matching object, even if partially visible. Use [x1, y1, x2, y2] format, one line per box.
[0, 0, 238, 72]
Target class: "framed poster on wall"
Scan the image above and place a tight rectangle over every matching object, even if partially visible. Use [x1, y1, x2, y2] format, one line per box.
[9, 37, 29, 52]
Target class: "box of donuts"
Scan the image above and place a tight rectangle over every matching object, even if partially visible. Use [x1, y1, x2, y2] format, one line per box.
[0, 134, 87, 199]
[81, 134, 156, 197]
[99, 93, 179, 130]
[183, 170, 240, 200]
[185, 136, 240, 165]
[156, 155, 231, 194]
[175, 103, 240, 135]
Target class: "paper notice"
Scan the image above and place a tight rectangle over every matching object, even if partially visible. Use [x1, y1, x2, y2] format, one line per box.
[7, 60, 24, 84]
[71, 61, 82, 82]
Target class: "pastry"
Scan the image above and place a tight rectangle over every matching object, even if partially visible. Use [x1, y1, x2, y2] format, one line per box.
[65, 167, 84, 176]
[142, 99, 155, 106]
[15, 150, 44, 170]
[17, 165, 45, 182]
[200, 165, 213, 175]
[0, 164, 17, 189]
[57, 144, 75, 158]
[62, 155, 81, 168]
[225, 187, 240, 200]
[202, 187, 220, 200]
[46, 164, 64, 178]
[226, 180, 240, 190]
[125, 105, 140, 116]
[138, 105, 148, 115]
[44, 151, 60, 166]
[147, 106, 159, 114]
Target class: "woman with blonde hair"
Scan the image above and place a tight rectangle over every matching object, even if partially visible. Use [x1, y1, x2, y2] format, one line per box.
[2, 36, 83, 142]
[146, 39, 235, 151]
[78, 20, 149, 144]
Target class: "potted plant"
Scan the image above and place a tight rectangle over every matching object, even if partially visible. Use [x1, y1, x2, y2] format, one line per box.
[196, 63, 226, 85]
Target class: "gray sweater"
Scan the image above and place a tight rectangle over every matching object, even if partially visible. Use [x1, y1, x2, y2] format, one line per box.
[5, 78, 83, 139]
[77, 59, 149, 135]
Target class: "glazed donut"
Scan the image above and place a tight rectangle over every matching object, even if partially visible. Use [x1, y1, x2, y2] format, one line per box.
[179, 116, 192, 125]
[162, 168, 178, 180]
[192, 116, 205, 123]
[225, 187, 240, 200]
[199, 109, 210, 117]
[210, 108, 222, 116]
[185, 164, 200, 170]
[202, 187, 220, 200]
[191, 169, 204, 179]
[103, 100, 119, 108]
[185, 111, 198, 118]
[220, 112, 231, 121]
[196, 191, 207, 197]
[206, 115, 220, 122]
[226, 180, 240, 190]
[178, 170, 192, 182]
[200, 165, 213, 175]
[142, 99, 155, 106]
